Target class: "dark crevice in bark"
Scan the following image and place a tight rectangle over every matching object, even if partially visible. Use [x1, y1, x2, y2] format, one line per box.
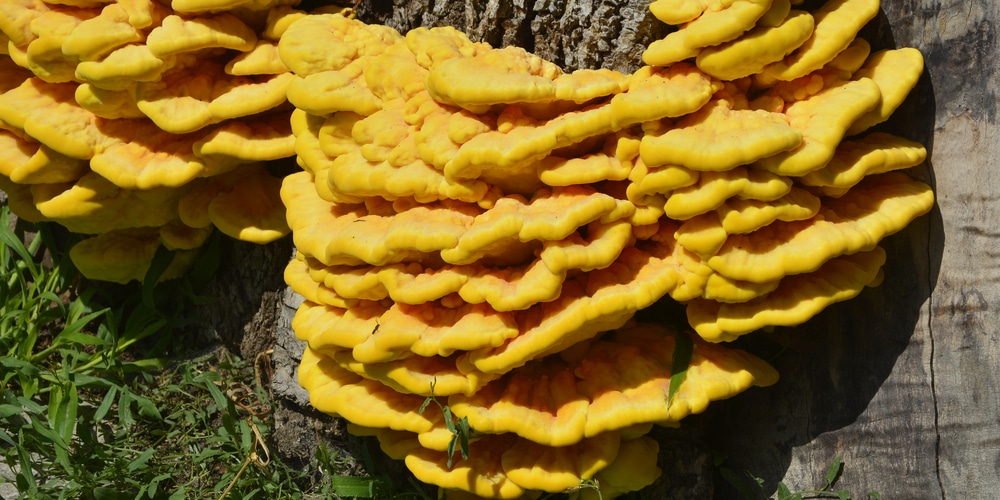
[929, 215, 946, 500]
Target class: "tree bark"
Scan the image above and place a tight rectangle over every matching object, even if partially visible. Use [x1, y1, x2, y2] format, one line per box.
[222, 1, 1000, 498]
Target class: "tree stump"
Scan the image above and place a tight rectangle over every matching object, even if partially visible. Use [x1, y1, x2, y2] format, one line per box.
[212, 1, 996, 497]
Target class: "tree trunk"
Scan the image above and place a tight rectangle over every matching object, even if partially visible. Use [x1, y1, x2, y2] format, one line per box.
[220, 1, 999, 498]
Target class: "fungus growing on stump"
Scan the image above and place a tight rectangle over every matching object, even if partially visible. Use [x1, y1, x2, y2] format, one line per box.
[278, 2, 931, 497]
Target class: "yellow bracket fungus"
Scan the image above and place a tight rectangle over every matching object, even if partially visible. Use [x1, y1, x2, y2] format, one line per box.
[847, 47, 925, 135]
[696, 9, 815, 80]
[69, 228, 199, 284]
[145, 13, 256, 57]
[757, 0, 880, 84]
[707, 172, 934, 283]
[640, 99, 802, 171]
[643, 0, 773, 66]
[663, 166, 793, 220]
[799, 132, 927, 193]
[689, 247, 887, 342]
[61, 3, 146, 62]
[756, 77, 882, 176]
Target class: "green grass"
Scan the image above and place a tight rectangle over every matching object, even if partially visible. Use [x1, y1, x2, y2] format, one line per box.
[0, 205, 344, 499]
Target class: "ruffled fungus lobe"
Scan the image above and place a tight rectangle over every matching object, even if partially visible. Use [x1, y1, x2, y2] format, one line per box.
[706, 172, 933, 283]
[689, 247, 888, 342]
[643, 0, 773, 66]
[69, 228, 199, 284]
[0, 0, 298, 284]
[758, 0, 880, 84]
[639, 99, 802, 171]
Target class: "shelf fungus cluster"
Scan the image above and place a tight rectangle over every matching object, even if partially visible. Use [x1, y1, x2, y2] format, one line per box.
[282, 0, 932, 497]
[0, 0, 311, 282]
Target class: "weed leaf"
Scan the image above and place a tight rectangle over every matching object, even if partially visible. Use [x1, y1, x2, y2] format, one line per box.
[329, 476, 377, 498]
[667, 330, 694, 407]
[93, 386, 118, 423]
[825, 456, 843, 487]
[0, 403, 22, 418]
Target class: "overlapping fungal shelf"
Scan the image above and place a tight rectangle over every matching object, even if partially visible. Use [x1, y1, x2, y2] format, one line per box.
[0, 0, 307, 282]
[280, 0, 932, 497]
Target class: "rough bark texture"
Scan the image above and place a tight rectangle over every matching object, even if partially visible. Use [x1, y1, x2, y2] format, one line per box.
[357, 0, 672, 73]
[218, 1, 1000, 498]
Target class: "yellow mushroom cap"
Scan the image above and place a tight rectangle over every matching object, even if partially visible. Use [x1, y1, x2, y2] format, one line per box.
[0, 0, 48, 47]
[280, 170, 478, 266]
[0, 130, 88, 184]
[847, 47, 925, 136]
[758, 0, 880, 84]
[608, 63, 717, 128]
[799, 132, 927, 191]
[22, 10, 88, 83]
[643, 0, 773, 66]
[707, 172, 935, 283]
[456, 239, 687, 375]
[582, 436, 662, 499]
[145, 13, 256, 57]
[349, 301, 521, 363]
[261, 5, 306, 41]
[206, 165, 289, 244]
[292, 300, 382, 351]
[689, 246, 887, 342]
[323, 150, 498, 206]
[0, 174, 48, 222]
[757, 77, 882, 176]
[225, 40, 290, 75]
[135, 60, 293, 134]
[758, 36, 872, 105]
[159, 220, 213, 251]
[696, 9, 815, 81]
[73, 83, 146, 119]
[88, 120, 224, 189]
[717, 186, 822, 234]
[640, 99, 802, 171]
[296, 220, 630, 313]
[447, 323, 777, 445]
[285, 63, 383, 116]
[758, 0, 791, 27]
[425, 45, 562, 114]
[0, 78, 106, 160]
[277, 12, 403, 77]
[192, 111, 295, 162]
[170, 0, 301, 14]
[297, 346, 448, 436]
[663, 166, 793, 220]
[404, 434, 526, 499]
[74, 43, 168, 90]
[69, 228, 198, 284]
[440, 186, 630, 265]
[61, 3, 144, 62]
[330, 348, 502, 398]
[30, 170, 182, 233]
[501, 431, 621, 492]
